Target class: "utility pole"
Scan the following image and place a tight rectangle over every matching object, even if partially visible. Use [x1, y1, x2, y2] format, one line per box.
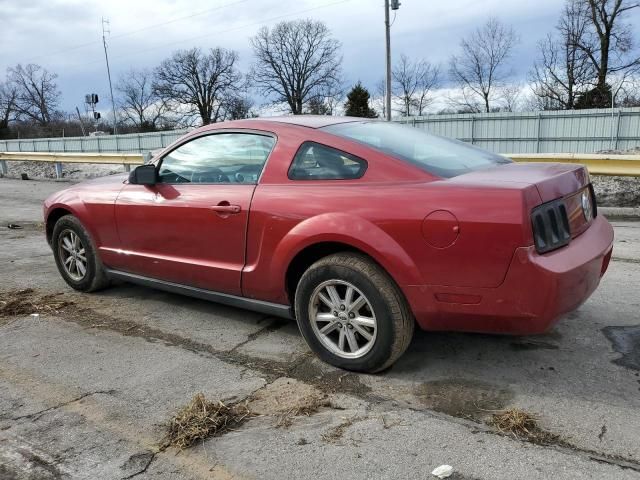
[75, 106, 87, 136]
[102, 17, 118, 134]
[384, 0, 391, 121]
[385, 0, 400, 121]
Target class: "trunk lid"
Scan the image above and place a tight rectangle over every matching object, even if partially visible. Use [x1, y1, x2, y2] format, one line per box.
[447, 162, 590, 202]
[448, 162, 595, 249]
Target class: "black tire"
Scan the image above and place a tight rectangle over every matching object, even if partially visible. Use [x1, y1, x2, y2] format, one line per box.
[294, 253, 414, 373]
[52, 215, 109, 292]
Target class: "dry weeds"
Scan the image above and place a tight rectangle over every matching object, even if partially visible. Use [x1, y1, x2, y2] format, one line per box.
[160, 393, 252, 451]
[489, 408, 560, 445]
[0, 289, 74, 318]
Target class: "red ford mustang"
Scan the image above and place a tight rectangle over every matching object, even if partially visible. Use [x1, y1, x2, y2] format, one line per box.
[43, 116, 614, 372]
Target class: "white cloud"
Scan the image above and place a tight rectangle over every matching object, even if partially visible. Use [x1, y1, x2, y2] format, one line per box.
[2, 0, 639, 113]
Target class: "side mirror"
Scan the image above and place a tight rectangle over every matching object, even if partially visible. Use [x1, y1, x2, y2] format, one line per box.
[129, 164, 157, 185]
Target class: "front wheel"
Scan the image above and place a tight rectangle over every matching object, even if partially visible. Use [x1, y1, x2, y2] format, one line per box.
[294, 253, 414, 373]
[52, 215, 109, 292]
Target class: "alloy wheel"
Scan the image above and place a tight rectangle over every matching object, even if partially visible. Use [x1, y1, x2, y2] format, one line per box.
[308, 279, 378, 359]
[58, 229, 87, 281]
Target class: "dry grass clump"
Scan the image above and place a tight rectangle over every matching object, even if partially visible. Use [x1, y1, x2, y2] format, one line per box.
[160, 393, 252, 450]
[0, 289, 73, 318]
[489, 408, 560, 445]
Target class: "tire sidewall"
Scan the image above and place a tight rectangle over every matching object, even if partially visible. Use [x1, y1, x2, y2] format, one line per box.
[295, 262, 396, 372]
[52, 216, 99, 291]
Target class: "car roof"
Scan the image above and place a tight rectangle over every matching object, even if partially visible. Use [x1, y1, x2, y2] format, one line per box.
[239, 115, 368, 129]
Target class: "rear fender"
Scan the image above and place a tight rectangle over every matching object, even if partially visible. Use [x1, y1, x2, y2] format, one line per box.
[270, 212, 423, 290]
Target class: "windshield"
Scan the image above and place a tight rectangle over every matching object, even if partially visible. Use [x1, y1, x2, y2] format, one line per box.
[322, 121, 511, 178]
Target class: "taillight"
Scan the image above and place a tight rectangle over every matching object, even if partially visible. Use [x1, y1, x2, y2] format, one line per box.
[531, 199, 571, 254]
[588, 183, 598, 218]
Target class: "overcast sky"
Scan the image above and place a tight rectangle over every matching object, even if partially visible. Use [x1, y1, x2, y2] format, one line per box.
[2, 0, 638, 114]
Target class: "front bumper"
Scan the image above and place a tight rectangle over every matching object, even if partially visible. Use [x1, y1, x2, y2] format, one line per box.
[404, 215, 614, 335]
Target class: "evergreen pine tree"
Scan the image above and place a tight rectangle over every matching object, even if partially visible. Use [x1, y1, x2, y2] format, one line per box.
[344, 82, 377, 118]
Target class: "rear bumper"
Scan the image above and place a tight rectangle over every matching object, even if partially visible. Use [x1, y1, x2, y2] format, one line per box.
[404, 215, 614, 335]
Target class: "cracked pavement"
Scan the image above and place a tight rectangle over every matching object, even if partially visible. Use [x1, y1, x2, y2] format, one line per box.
[1, 177, 640, 479]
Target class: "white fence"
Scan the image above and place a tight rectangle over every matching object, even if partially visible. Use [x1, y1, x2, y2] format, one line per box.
[0, 129, 189, 154]
[399, 107, 640, 154]
[1, 107, 639, 155]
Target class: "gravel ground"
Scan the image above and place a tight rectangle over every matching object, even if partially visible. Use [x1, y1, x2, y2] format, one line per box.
[592, 175, 640, 207]
[2, 160, 125, 180]
[592, 148, 640, 207]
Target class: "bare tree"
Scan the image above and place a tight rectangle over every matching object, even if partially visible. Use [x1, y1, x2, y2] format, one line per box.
[153, 47, 241, 125]
[449, 18, 519, 113]
[116, 69, 168, 131]
[224, 94, 256, 120]
[7, 64, 61, 125]
[250, 19, 342, 114]
[392, 54, 440, 116]
[0, 81, 18, 131]
[618, 74, 640, 105]
[531, 0, 594, 109]
[306, 96, 331, 115]
[579, 0, 640, 97]
[309, 81, 344, 115]
[498, 83, 523, 112]
[375, 79, 387, 118]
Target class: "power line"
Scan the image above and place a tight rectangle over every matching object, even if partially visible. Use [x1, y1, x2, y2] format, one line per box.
[111, 0, 251, 39]
[79, 0, 354, 68]
[102, 18, 118, 134]
[24, 0, 252, 64]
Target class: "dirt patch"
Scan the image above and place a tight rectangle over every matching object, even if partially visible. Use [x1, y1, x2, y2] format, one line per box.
[602, 326, 640, 371]
[248, 377, 329, 427]
[0, 289, 74, 320]
[120, 451, 156, 479]
[415, 379, 514, 422]
[3, 221, 45, 233]
[290, 359, 374, 398]
[322, 416, 364, 443]
[3, 160, 121, 180]
[591, 175, 640, 207]
[160, 393, 252, 450]
[489, 408, 560, 445]
[509, 339, 559, 351]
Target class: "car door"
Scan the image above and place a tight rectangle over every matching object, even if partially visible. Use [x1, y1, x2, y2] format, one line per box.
[112, 131, 276, 295]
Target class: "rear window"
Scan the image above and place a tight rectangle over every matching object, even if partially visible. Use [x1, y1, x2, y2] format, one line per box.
[322, 121, 511, 178]
[289, 142, 367, 180]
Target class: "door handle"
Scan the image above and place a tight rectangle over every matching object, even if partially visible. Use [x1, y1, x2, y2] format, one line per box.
[210, 203, 241, 214]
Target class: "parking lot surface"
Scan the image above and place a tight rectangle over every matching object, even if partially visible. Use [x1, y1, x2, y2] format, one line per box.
[1, 177, 639, 479]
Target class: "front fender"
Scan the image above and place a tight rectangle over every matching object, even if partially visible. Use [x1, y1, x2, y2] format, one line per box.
[44, 193, 95, 239]
[44, 185, 119, 250]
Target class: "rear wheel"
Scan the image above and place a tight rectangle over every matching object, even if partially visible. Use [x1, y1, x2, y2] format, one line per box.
[52, 215, 109, 292]
[294, 253, 414, 373]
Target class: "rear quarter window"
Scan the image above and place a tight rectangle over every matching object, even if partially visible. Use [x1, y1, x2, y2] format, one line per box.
[322, 121, 511, 178]
[288, 142, 367, 180]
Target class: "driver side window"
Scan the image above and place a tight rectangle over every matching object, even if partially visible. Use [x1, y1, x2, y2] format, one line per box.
[158, 133, 275, 184]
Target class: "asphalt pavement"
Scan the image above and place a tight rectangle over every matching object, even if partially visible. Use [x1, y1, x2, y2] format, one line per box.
[1, 177, 639, 480]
